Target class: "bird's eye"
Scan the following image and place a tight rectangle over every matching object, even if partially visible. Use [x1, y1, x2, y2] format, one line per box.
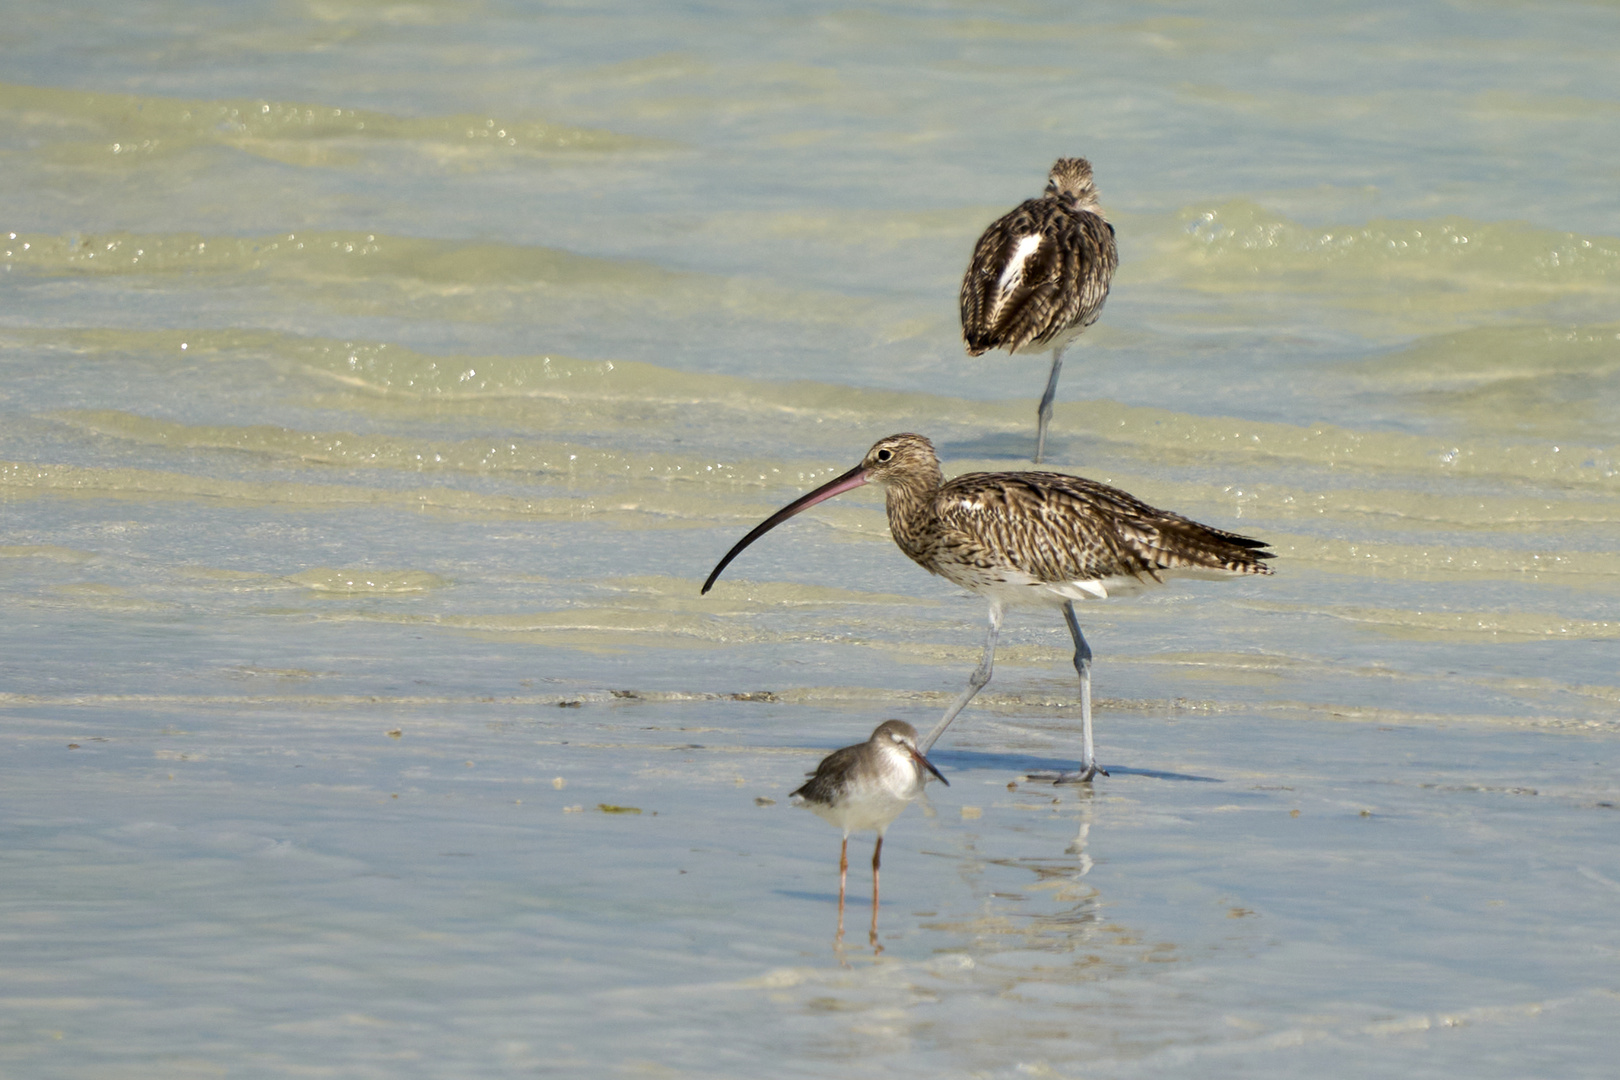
[877, 448, 893, 462]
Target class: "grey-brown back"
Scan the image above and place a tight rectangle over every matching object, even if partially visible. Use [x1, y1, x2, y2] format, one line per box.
[790, 743, 865, 806]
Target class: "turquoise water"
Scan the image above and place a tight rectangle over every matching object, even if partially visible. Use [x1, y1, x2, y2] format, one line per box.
[2, 1, 1618, 1076]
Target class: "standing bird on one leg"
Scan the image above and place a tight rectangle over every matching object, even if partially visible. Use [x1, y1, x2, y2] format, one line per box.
[702, 434, 1274, 782]
[792, 719, 947, 946]
[961, 157, 1118, 464]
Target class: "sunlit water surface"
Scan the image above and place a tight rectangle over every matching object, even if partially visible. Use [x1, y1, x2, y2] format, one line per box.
[2, 1, 1618, 1076]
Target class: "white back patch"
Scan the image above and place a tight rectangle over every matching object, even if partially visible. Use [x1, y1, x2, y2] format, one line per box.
[996, 234, 1043, 296]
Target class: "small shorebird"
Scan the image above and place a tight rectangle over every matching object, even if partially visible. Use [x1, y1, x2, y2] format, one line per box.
[703, 434, 1273, 781]
[960, 157, 1118, 463]
[792, 719, 947, 944]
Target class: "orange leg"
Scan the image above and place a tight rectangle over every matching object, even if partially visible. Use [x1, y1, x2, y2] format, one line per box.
[869, 835, 884, 948]
[836, 835, 848, 941]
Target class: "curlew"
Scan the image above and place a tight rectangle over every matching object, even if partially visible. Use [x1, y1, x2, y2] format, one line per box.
[703, 434, 1273, 782]
[792, 719, 946, 945]
[961, 157, 1118, 463]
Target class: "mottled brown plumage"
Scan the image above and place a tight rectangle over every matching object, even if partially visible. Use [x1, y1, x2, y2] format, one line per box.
[876, 440, 1272, 600]
[702, 434, 1274, 781]
[960, 157, 1119, 462]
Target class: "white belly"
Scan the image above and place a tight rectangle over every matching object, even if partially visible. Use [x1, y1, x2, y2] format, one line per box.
[795, 764, 925, 836]
[803, 789, 914, 835]
[943, 564, 1239, 610]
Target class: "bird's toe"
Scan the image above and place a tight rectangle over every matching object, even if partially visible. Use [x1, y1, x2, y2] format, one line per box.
[1024, 764, 1106, 784]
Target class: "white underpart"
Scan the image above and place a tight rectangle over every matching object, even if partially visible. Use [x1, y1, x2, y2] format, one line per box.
[990, 233, 1043, 319]
[796, 741, 926, 836]
[943, 564, 1248, 611]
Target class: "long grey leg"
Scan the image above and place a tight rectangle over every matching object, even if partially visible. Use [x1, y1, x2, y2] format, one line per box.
[1033, 345, 1067, 464]
[919, 604, 1002, 754]
[1063, 601, 1105, 781]
[1028, 601, 1108, 783]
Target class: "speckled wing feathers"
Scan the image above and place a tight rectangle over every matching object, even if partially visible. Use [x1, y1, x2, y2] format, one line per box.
[960, 199, 1117, 356]
[924, 472, 1274, 587]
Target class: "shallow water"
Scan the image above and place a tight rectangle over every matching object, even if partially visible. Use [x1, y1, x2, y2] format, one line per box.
[2, 1, 1618, 1076]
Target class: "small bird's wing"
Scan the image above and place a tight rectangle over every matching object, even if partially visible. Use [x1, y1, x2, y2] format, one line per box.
[790, 744, 864, 804]
[936, 472, 1274, 585]
[960, 200, 1118, 356]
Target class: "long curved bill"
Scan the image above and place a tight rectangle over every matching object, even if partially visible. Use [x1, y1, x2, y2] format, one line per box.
[912, 748, 948, 786]
[700, 462, 869, 594]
